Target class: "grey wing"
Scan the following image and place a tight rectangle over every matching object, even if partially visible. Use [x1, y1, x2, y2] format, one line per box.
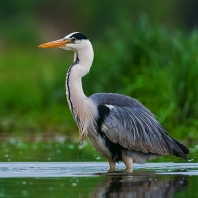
[90, 93, 188, 158]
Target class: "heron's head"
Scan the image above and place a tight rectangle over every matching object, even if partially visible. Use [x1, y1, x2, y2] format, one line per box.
[38, 32, 89, 51]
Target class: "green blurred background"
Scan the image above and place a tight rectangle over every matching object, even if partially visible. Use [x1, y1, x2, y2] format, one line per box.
[1, 0, 198, 160]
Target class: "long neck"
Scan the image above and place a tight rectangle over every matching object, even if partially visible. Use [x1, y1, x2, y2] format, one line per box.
[65, 43, 97, 137]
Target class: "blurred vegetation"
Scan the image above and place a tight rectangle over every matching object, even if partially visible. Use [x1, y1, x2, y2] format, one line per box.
[0, 1, 198, 152]
[87, 16, 198, 143]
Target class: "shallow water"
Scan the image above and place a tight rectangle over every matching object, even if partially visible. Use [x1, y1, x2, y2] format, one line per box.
[0, 162, 198, 197]
[0, 136, 197, 197]
[0, 162, 198, 177]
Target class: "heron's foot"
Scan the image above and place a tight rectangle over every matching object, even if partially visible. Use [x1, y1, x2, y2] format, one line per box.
[108, 168, 116, 172]
[108, 160, 116, 172]
[124, 168, 133, 173]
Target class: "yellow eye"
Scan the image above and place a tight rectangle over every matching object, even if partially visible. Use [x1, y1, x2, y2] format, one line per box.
[71, 37, 76, 43]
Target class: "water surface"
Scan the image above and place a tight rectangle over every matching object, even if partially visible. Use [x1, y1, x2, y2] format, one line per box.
[0, 136, 197, 197]
[0, 162, 197, 197]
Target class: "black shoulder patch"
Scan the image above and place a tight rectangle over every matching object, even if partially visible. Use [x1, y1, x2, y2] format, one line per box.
[97, 105, 110, 128]
[69, 32, 88, 40]
[97, 104, 124, 162]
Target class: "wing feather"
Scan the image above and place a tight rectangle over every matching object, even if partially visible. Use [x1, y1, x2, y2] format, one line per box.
[90, 93, 188, 158]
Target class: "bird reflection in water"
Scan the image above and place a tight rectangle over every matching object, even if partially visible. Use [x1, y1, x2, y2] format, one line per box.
[88, 174, 188, 198]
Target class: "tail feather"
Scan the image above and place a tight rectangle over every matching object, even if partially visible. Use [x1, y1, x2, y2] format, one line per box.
[162, 132, 189, 160]
[171, 139, 189, 160]
[175, 140, 189, 154]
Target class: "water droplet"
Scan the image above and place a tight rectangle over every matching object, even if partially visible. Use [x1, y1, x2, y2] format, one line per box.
[56, 149, 61, 153]
[68, 145, 75, 149]
[72, 183, 77, 187]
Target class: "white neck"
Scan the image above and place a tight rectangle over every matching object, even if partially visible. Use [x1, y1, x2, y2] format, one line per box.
[65, 41, 97, 137]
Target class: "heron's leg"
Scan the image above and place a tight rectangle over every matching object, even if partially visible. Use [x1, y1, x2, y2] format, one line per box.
[122, 150, 133, 173]
[108, 160, 116, 172]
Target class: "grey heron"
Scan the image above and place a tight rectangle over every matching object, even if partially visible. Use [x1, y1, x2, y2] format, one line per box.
[39, 32, 189, 172]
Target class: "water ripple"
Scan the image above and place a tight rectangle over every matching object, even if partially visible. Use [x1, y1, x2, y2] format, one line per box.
[0, 162, 198, 178]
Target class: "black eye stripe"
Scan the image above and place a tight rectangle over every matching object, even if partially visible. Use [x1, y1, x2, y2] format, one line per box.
[69, 32, 88, 40]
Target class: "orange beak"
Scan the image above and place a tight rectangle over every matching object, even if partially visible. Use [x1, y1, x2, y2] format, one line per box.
[38, 39, 70, 48]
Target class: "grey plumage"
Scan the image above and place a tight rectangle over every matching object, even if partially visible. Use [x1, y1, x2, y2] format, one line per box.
[39, 32, 189, 172]
[90, 93, 188, 163]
